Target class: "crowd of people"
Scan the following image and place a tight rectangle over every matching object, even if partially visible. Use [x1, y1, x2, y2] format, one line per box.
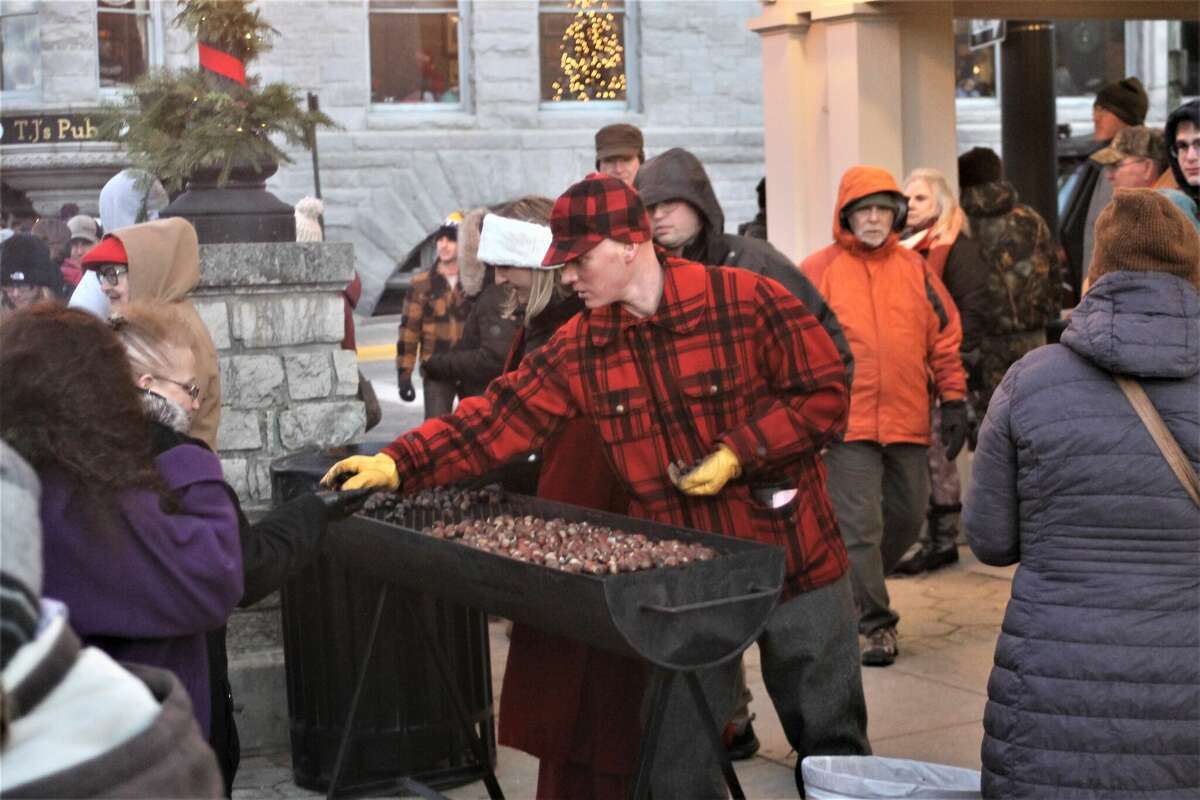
[1, 77, 1197, 800]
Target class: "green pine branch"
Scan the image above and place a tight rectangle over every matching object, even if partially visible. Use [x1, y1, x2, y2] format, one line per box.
[174, 0, 276, 63]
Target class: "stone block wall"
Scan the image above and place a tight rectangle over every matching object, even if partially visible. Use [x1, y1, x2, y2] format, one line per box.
[195, 241, 364, 508]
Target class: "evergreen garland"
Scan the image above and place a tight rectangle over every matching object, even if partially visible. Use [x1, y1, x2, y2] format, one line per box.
[97, 0, 337, 193]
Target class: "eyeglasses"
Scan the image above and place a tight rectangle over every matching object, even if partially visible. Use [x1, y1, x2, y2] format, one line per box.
[95, 264, 128, 286]
[1170, 138, 1200, 158]
[1104, 157, 1148, 171]
[154, 375, 200, 401]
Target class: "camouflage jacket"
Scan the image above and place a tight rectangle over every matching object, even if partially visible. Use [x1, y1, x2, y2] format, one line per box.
[961, 181, 1062, 411]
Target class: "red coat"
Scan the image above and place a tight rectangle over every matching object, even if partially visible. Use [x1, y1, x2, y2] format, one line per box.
[496, 321, 644, 785]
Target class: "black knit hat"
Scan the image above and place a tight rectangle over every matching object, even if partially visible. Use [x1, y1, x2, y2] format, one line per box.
[0, 233, 59, 289]
[958, 147, 1003, 190]
[1094, 77, 1148, 127]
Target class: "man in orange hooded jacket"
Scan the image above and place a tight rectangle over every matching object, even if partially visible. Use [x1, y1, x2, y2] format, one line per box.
[801, 166, 968, 667]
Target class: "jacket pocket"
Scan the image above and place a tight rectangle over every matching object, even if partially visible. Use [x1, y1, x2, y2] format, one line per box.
[677, 367, 743, 442]
[591, 387, 653, 445]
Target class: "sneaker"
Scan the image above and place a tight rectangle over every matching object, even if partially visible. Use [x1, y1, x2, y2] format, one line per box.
[861, 627, 898, 667]
[723, 720, 761, 761]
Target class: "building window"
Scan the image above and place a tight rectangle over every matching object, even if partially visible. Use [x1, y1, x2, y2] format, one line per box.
[954, 20, 998, 98]
[1, 0, 41, 94]
[539, 0, 630, 105]
[369, 0, 464, 106]
[98, 0, 160, 88]
[1053, 20, 1125, 96]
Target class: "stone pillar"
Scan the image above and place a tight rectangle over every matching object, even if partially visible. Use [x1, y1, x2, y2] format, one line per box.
[194, 241, 364, 753]
[749, 1, 958, 261]
[196, 241, 364, 510]
[1000, 21, 1058, 230]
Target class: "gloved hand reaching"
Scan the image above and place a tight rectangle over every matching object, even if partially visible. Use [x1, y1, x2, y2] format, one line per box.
[397, 373, 416, 403]
[940, 400, 969, 461]
[320, 452, 401, 492]
[315, 487, 373, 519]
[669, 445, 742, 496]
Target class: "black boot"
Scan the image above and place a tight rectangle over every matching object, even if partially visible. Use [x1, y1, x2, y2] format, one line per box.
[891, 536, 929, 575]
[925, 503, 961, 570]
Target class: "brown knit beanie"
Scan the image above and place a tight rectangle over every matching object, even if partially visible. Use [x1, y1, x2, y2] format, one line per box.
[1088, 189, 1200, 289]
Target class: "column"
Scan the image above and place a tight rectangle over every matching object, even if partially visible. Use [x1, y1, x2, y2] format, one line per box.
[1000, 20, 1058, 229]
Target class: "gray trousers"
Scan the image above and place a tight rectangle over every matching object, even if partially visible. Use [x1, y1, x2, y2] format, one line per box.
[824, 441, 929, 634]
[422, 377, 456, 419]
[648, 575, 870, 798]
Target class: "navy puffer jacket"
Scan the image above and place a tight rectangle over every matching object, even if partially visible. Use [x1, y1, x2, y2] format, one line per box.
[964, 270, 1200, 799]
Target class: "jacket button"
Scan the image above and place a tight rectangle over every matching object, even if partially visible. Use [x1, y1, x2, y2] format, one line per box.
[756, 446, 768, 457]
[615, 404, 625, 414]
[709, 384, 719, 395]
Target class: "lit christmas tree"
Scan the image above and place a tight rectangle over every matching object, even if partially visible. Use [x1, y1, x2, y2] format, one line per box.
[99, 0, 335, 192]
[551, 0, 627, 102]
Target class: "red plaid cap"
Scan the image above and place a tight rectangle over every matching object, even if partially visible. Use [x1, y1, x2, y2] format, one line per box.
[542, 172, 652, 266]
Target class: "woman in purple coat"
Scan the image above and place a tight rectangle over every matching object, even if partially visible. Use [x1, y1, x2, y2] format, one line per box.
[0, 305, 243, 737]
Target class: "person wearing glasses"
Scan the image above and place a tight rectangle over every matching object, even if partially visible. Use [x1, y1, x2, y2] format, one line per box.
[103, 302, 367, 794]
[1162, 100, 1200, 233]
[80, 217, 221, 450]
[1090, 126, 1168, 192]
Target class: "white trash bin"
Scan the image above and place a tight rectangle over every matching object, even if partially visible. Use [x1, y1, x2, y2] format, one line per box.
[801, 756, 982, 799]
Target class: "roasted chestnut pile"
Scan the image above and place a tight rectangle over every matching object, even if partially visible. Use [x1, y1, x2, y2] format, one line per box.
[428, 515, 717, 575]
[360, 487, 718, 575]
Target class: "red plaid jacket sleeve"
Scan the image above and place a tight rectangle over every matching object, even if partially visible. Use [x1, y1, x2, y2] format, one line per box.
[718, 277, 849, 472]
[382, 325, 581, 487]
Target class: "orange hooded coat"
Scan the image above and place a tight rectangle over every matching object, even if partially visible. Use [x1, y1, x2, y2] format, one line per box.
[800, 166, 965, 445]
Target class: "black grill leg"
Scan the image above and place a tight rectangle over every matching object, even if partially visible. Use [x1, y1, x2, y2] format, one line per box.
[326, 586, 389, 800]
[630, 667, 675, 800]
[407, 598, 505, 800]
[685, 670, 746, 800]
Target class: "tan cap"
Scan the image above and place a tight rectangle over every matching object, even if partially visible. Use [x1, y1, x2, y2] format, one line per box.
[595, 123, 644, 161]
[1091, 125, 1168, 166]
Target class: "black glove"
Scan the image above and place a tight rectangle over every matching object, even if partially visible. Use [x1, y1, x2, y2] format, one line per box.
[315, 488, 373, 520]
[940, 400, 968, 461]
[965, 399, 980, 452]
[397, 373, 416, 403]
[421, 356, 447, 382]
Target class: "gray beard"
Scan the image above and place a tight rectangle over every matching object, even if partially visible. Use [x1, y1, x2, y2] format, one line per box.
[141, 390, 190, 433]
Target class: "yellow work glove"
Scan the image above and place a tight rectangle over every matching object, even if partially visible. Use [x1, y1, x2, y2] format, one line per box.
[670, 445, 742, 496]
[319, 452, 401, 492]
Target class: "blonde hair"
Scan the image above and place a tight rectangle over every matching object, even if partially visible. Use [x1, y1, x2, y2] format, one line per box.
[109, 302, 198, 382]
[903, 168, 968, 239]
[485, 195, 568, 324]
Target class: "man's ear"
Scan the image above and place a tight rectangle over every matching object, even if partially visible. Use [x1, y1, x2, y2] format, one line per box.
[135, 373, 154, 391]
[623, 241, 639, 262]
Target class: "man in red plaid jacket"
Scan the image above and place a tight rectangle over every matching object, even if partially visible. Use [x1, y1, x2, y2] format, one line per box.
[325, 173, 870, 796]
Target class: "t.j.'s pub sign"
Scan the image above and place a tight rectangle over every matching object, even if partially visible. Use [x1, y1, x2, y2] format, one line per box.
[1, 114, 100, 145]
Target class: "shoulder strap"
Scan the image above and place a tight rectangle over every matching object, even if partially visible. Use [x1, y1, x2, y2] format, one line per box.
[1114, 375, 1200, 509]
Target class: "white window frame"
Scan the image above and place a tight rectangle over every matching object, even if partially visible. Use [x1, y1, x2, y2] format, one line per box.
[365, 0, 471, 114]
[97, 0, 166, 98]
[538, 0, 638, 112]
[1, 1, 42, 106]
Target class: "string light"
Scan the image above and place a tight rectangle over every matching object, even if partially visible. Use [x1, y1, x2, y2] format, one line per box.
[552, 0, 627, 102]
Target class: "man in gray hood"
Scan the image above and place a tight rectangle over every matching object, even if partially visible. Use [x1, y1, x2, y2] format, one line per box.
[635, 148, 853, 380]
[636, 147, 855, 761]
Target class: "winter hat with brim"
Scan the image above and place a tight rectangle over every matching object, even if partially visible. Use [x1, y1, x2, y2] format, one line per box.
[1, 233, 58, 289]
[1, 440, 43, 670]
[1094, 76, 1149, 127]
[478, 214, 559, 269]
[845, 192, 904, 217]
[1088, 188, 1200, 289]
[1090, 125, 1168, 167]
[543, 172, 652, 266]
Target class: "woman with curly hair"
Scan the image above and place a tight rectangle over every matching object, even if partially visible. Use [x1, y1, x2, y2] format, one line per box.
[0, 305, 243, 739]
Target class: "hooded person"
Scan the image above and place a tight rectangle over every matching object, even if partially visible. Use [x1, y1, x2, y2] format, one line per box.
[1161, 100, 1200, 231]
[800, 165, 968, 667]
[81, 217, 221, 450]
[964, 189, 1200, 799]
[98, 168, 169, 232]
[635, 147, 854, 383]
[0, 441, 225, 799]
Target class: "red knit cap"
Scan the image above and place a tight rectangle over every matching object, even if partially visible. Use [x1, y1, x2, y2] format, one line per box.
[79, 235, 128, 268]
